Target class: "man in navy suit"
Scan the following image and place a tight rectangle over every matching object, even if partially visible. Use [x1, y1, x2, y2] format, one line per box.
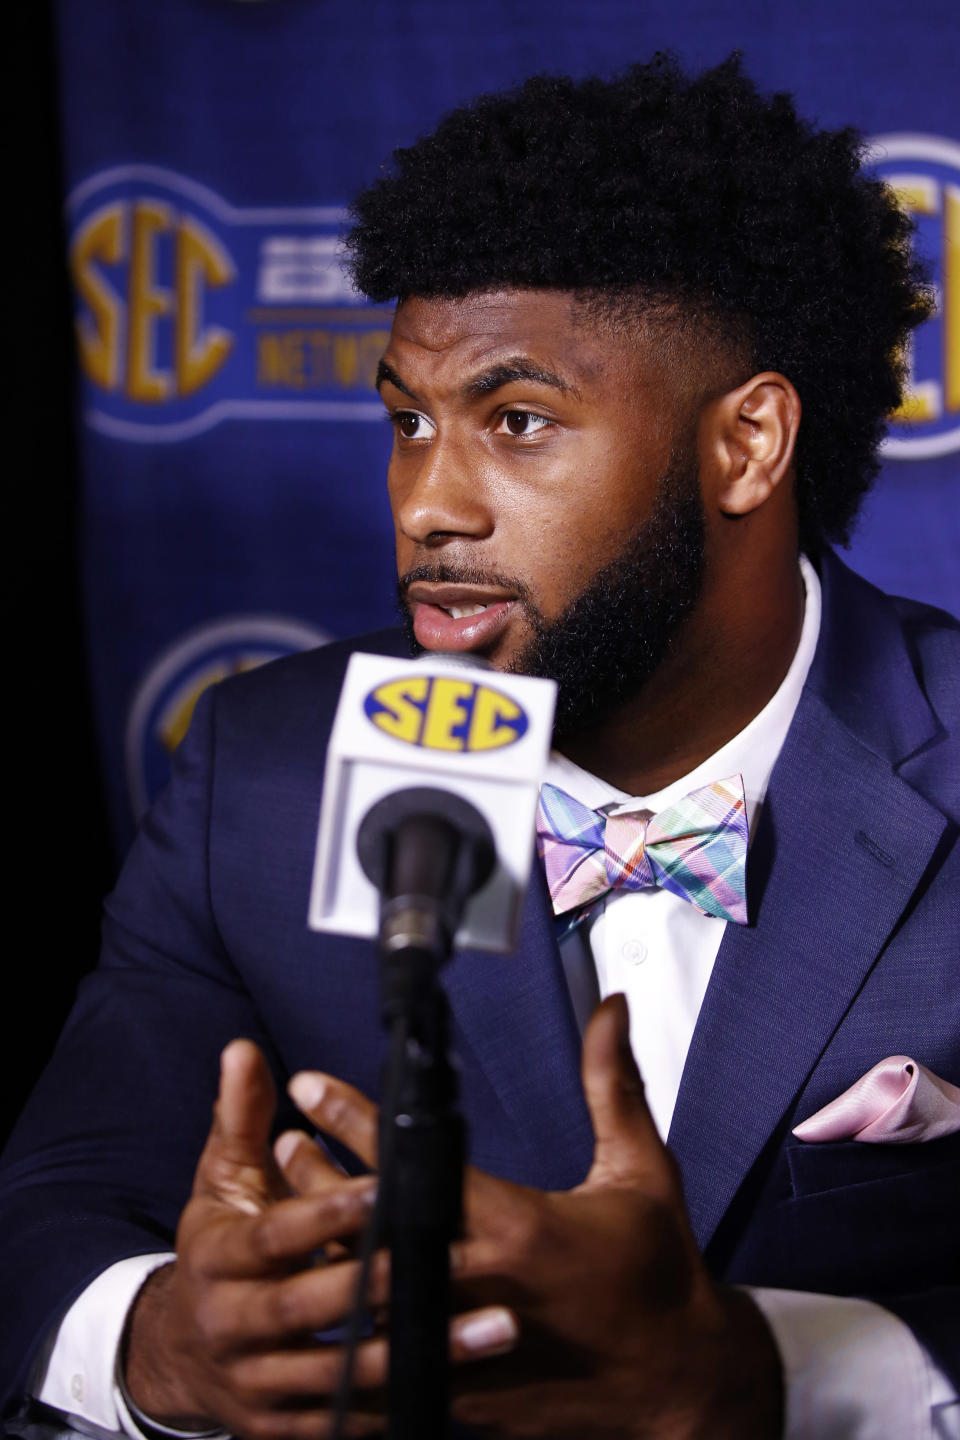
[3, 54, 958, 1439]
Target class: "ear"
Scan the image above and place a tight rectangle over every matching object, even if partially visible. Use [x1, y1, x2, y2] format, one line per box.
[701, 372, 801, 517]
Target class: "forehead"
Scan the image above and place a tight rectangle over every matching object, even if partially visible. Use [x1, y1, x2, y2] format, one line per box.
[384, 288, 657, 394]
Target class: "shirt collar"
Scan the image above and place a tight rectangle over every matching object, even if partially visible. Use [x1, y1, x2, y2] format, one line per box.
[545, 554, 822, 835]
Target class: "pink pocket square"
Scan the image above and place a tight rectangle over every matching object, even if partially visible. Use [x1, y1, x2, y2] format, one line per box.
[792, 1056, 960, 1144]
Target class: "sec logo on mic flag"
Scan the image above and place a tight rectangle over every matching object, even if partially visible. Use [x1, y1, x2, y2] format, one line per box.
[363, 675, 529, 753]
[311, 653, 554, 949]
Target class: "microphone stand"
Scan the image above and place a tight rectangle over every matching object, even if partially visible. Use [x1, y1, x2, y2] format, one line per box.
[358, 792, 495, 1440]
[379, 889, 462, 1440]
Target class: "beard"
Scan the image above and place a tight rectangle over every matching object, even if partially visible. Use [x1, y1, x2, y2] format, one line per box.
[397, 442, 705, 737]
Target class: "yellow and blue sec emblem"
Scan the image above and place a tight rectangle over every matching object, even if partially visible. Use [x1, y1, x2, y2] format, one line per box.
[67, 166, 389, 441]
[126, 614, 327, 820]
[363, 675, 529, 752]
[867, 133, 960, 459]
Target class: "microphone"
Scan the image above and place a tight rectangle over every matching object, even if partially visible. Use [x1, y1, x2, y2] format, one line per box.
[309, 650, 556, 1435]
[308, 649, 557, 953]
[356, 784, 496, 948]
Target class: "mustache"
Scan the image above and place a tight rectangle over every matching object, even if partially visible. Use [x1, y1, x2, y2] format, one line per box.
[397, 562, 537, 608]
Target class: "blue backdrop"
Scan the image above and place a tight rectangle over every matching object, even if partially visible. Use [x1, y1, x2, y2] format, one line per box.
[54, 0, 960, 852]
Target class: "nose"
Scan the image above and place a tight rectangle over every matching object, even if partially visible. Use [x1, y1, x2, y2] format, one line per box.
[390, 431, 493, 548]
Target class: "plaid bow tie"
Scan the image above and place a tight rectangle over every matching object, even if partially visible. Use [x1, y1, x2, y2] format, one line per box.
[537, 776, 749, 924]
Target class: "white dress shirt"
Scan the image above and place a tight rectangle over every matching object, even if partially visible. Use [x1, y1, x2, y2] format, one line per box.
[36, 558, 958, 1439]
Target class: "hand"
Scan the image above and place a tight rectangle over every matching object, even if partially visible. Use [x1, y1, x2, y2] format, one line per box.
[123, 1040, 517, 1439]
[122, 1039, 383, 1438]
[286, 995, 784, 1439]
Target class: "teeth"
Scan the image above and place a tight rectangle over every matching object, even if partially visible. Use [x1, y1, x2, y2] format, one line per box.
[446, 604, 489, 620]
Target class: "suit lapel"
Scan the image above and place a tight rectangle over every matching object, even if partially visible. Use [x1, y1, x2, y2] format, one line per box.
[668, 690, 947, 1249]
[445, 864, 594, 1190]
[668, 552, 950, 1251]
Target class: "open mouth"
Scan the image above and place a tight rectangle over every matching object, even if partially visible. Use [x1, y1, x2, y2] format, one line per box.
[442, 603, 492, 619]
[404, 584, 519, 654]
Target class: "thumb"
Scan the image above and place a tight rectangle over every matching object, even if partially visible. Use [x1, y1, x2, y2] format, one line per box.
[193, 1038, 286, 1212]
[582, 994, 669, 1189]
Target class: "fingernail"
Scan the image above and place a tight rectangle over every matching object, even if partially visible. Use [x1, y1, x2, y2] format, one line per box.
[340, 1178, 378, 1211]
[274, 1130, 305, 1167]
[456, 1307, 519, 1355]
[219, 1039, 241, 1080]
[289, 1073, 326, 1111]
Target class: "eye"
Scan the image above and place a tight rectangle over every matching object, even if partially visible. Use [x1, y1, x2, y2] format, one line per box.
[391, 410, 435, 440]
[497, 409, 552, 438]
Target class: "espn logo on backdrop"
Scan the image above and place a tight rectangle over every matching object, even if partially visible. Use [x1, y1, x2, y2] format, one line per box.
[868, 133, 960, 460]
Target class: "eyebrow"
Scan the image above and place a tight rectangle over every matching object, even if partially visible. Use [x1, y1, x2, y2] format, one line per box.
[375, 355, 580, 403]
[375, 360, 416, 398]
[465, 359, 579, 400]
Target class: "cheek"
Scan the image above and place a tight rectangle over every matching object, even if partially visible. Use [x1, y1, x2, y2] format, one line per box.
[499, 523, 606, 623]
[500, 474, 643, 599]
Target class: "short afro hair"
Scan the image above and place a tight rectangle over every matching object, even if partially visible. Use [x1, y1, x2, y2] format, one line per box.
[346, 54, 932, 551]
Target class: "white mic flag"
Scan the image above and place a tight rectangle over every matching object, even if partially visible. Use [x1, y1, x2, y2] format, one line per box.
[308, 650, 557, 953]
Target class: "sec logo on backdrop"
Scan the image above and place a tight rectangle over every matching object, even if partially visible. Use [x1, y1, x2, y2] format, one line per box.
[67, 166, 389, 441]
[364, 675, 530, 752]
[126, 614, 328, 818]
[867, 133, 960, 460]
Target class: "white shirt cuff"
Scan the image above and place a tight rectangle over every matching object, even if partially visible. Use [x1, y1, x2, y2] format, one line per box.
[35, 1254, 174, 1431]
[34, 1254, 226, 1439]
[748, 1287, 959, 1440]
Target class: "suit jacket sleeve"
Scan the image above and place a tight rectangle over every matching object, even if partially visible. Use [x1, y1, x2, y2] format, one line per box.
[0, 684, 296, 1422]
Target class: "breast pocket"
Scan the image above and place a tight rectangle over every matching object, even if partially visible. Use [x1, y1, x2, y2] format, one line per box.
[787, 1128, 960, 1196]
[777, 1130, 960, 1294]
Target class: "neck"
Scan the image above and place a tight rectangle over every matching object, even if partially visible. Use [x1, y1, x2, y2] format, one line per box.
[556, 551, 807, 795]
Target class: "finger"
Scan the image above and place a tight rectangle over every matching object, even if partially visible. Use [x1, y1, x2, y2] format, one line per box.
[288, 1072, 379, 1170]
[232, 1306, 517, 1394]
[180, 1243, 388, 1354]
[216, 1396, 384, 1440]
[189, 1180, 378, 1279]
[194, 1040, 287, 1211]
[249, 1249, 385, 1341]
[228, 1333, 389, 1407]
[275, 1130, 351, 1195]
[235, 1335, 392, 1399]
[581, 994, 668, 1188]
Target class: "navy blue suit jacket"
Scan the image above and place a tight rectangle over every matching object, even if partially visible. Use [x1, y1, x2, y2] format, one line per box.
[2, 549, 958, 1418]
